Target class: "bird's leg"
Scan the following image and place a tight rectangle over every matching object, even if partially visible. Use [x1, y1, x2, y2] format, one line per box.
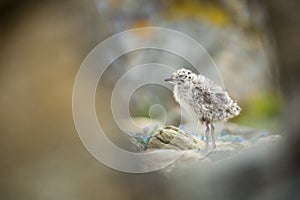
[205, 122, 210, 150]
[210, 124, 216, 149]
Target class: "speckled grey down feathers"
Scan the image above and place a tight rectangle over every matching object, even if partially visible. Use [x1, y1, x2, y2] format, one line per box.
[169, 68, 241, 124]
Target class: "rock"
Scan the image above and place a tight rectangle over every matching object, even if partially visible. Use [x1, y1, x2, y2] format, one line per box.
[129, 124, 282, 168]
[223, 122, 270, 140]
[147, 126, 206, 150]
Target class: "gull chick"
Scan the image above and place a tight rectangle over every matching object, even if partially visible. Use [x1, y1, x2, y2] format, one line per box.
[165, 68, 241, 149]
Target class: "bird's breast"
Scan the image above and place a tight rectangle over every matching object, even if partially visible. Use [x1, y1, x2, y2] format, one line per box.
[173, 85, 196, 114]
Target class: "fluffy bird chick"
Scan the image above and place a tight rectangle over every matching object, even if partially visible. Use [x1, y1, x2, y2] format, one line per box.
[165, 68, 241, 150]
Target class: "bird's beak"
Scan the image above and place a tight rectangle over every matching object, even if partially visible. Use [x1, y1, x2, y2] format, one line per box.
[164, 78, 173, 82]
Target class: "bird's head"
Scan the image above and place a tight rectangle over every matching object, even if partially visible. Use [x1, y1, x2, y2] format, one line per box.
[164, 68, 196, 84]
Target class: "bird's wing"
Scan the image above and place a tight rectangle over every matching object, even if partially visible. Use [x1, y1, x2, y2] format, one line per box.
[204, 77, 230, 104]
[192, 75, 230, 104]
[213, 92, 230, 104]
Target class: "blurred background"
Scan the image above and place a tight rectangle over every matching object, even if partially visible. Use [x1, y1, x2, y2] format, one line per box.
[0, 0, 299, 199]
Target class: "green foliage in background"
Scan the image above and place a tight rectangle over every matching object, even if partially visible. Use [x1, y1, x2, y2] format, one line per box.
[236, 91, 284, 132]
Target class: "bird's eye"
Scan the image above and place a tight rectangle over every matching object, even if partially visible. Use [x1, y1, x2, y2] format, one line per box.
[187, 72, 191, 74]
[188, 76, 191, 79]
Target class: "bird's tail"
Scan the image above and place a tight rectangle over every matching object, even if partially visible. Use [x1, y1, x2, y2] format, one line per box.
[227, 100, 241, 118]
